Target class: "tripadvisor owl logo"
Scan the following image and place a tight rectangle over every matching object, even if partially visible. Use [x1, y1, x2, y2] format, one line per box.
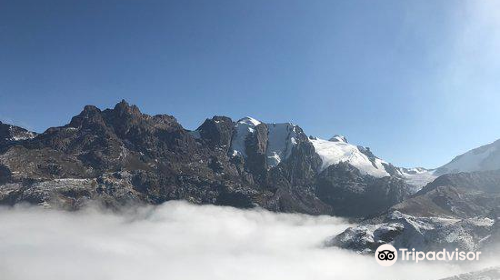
[375, 244, 398, 266]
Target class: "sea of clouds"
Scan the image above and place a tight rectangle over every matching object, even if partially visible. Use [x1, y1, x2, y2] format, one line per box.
[0, 201, 496, 280]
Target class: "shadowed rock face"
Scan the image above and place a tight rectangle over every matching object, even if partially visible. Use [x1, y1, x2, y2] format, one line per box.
[316, 162, 412, 217]
[195, 116, 234, 150]
[0, 101, 412, 216]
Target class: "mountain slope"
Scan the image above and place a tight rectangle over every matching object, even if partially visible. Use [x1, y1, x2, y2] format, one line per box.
[309, 136, 438, 188]
[309, 136, 392, 177]
[330, 169, 500, 253]
[435, 139, 500, 175]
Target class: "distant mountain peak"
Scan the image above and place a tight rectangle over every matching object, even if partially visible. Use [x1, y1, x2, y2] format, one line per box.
[435, 138, 500, 175]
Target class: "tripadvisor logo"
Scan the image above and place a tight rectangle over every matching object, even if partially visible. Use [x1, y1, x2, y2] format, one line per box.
[375, 244, 481, 267]
[375, 244, 398, 266]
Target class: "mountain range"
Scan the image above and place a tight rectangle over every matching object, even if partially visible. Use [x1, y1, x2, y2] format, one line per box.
[2, 100, 500, 254]
[326, 137, 500, 254]
[0, 101, 419, 216]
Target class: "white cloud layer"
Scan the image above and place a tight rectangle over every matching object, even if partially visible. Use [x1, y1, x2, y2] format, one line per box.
[0, 201, 496, 280]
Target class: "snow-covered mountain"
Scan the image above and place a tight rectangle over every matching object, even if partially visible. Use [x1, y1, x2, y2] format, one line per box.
[230, 117, 300, 167]
[309, 134, 500, 188]
[392, 137, 500, 187]
[228, 116, 439, 187]
[435, 138, 500, 175]
[229, 117, 395, 176]
[309, 136, 392, 178]
[310, 136, 439, 187]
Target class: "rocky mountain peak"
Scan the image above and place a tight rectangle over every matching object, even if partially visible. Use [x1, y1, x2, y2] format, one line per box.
[237, 116, 261, 127]
[82, 105, 101, 113]
[195, 116, 234, 149]
[69, 105, 105, 129]
[112, 99, 142, 118]
[329, 135, 348, 143]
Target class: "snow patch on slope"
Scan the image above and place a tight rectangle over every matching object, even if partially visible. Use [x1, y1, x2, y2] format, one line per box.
[230, 117, 262, 158]
[397, 167, 437, 188]
[329, 135, 348, 143]
[7, 125, 36, 141]
[266, 123, 298, 167]
[309, 137, 390, 178]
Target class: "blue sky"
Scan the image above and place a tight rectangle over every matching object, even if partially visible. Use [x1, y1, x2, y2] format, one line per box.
[1, 0, 500, 168]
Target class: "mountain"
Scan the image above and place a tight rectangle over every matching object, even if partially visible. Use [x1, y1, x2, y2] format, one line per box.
[309, 135, 396, 177]
[382, 137, 500, 190]
[435, 139, 500, 175]
[309, 135, 438, 189]
[329, 137, 500, 253]
[0, 100, 414, 217]
[227, 117, 300, 168]
[329, 169, 500, 253]
[384, 136, 500, 189]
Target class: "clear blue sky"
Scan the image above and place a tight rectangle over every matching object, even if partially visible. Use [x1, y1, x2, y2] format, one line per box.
[1, 0, 500, 168]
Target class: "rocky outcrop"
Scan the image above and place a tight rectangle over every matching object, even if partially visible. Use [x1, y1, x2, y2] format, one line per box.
[0, 121, 36, 145]
[195, 116, 234, 150]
